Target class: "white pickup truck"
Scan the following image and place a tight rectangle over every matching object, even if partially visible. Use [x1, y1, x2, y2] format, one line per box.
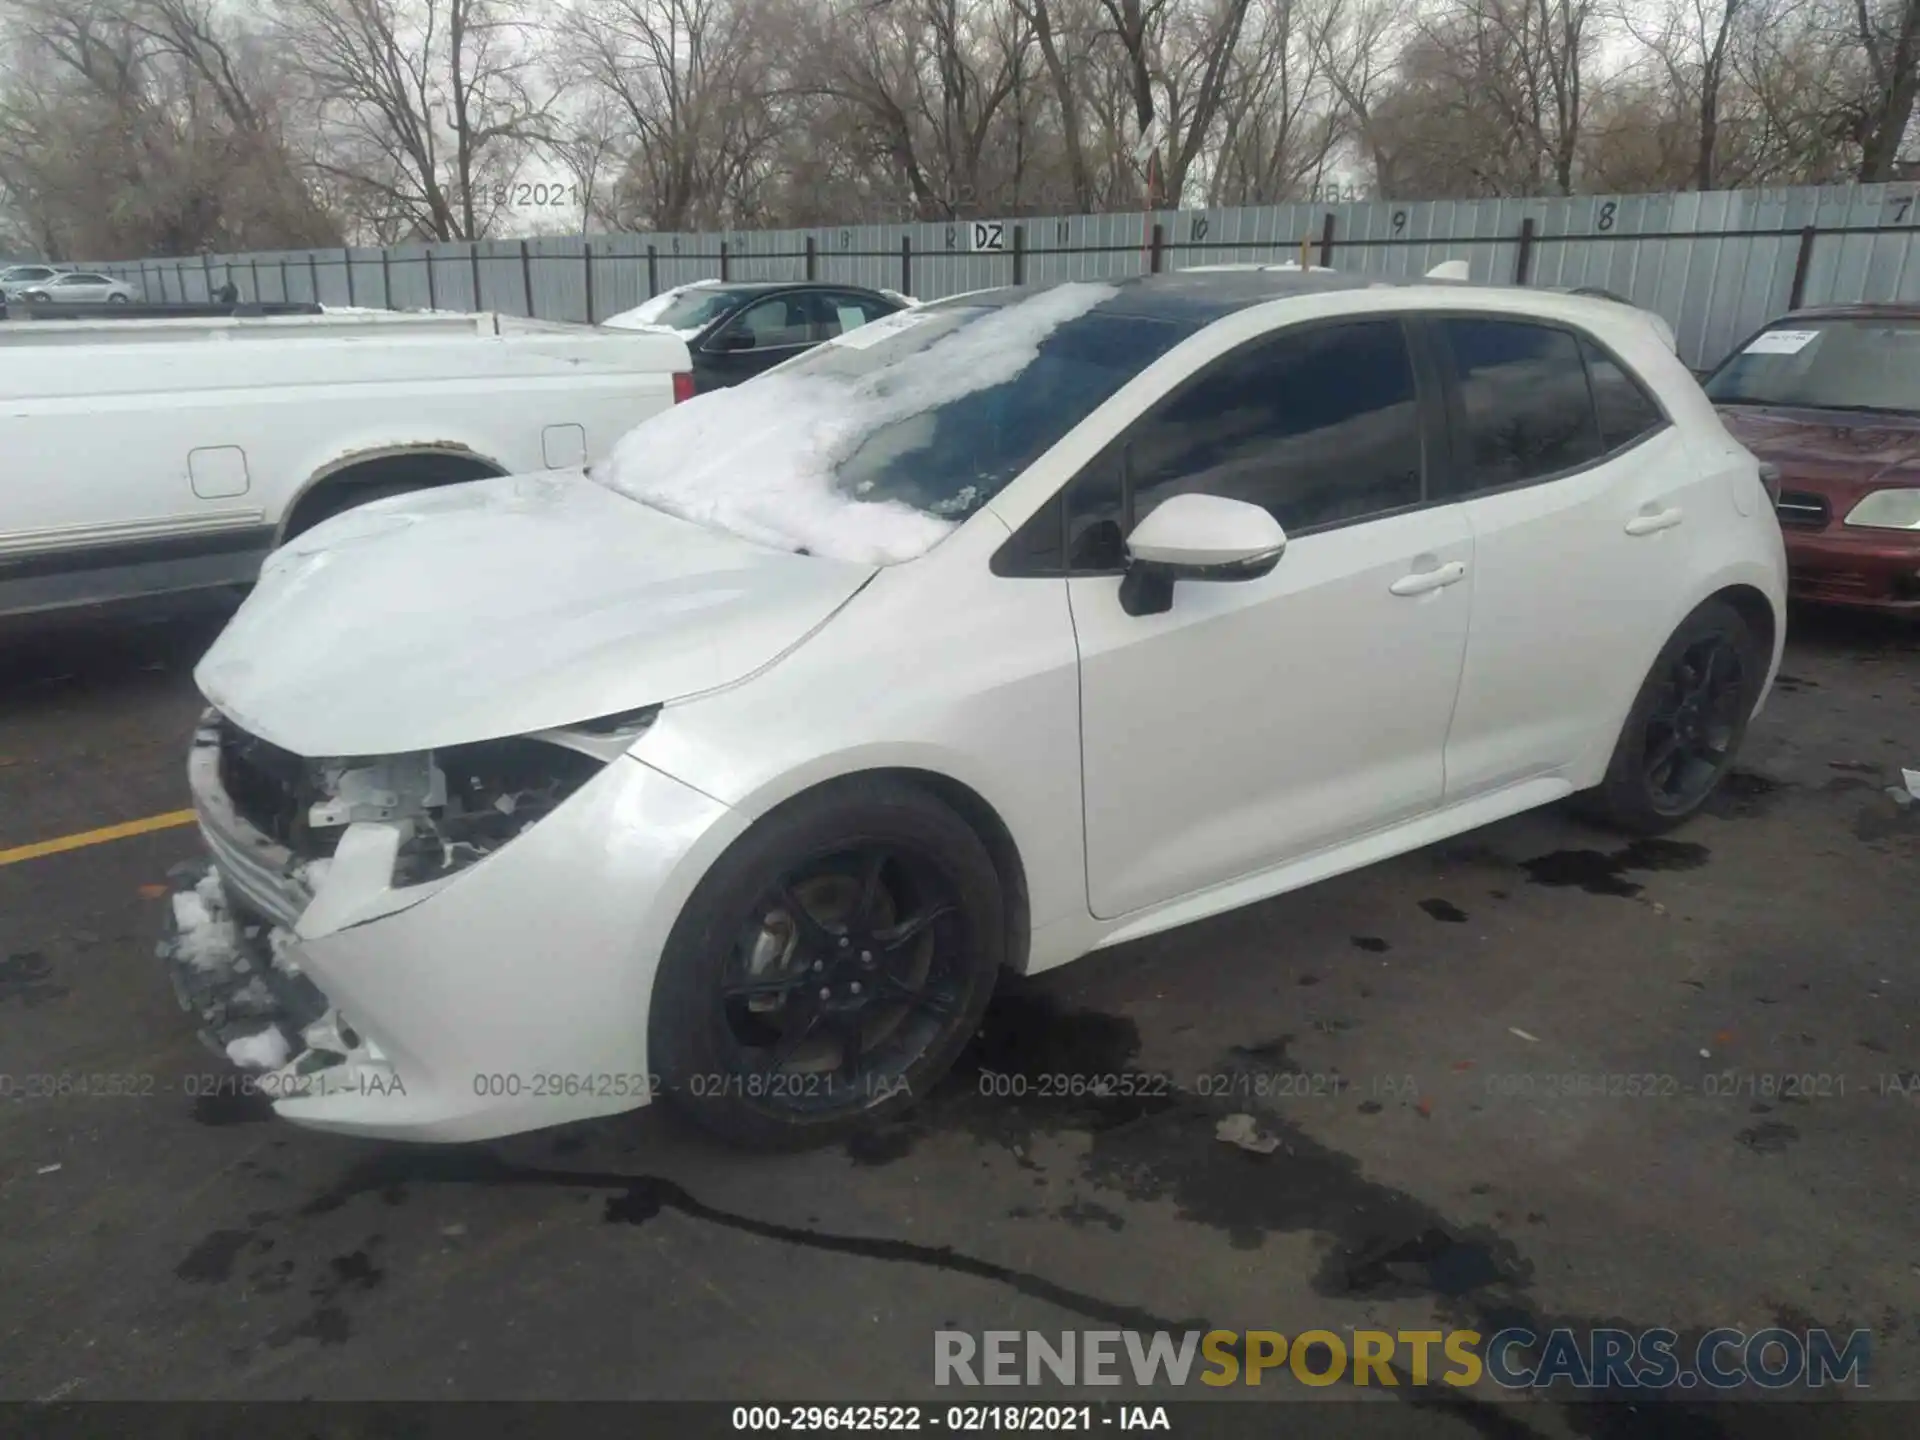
[0, 310, 690, 618]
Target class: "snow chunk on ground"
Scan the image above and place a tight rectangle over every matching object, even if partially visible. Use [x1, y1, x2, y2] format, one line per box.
[594, 282, 1114, 565]
[226, 1026, 291, 1071]
[172, 871, 241, 975]
[267, 926, 304, 978]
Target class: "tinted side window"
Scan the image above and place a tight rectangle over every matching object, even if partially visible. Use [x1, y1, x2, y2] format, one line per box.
[1438, 319, 1604, 491]
[1581, 337, 1664, 451]
[727, 296, 813, 349]
[1120, 320, 1424, 535]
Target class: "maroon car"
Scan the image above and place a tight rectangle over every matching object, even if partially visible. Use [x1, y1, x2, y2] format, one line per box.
[1705, 304, 1920, 613]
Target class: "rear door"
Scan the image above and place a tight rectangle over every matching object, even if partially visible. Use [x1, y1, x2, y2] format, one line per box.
[1428, 315, 1705, 800]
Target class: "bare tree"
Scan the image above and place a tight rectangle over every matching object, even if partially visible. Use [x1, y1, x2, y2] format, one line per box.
[0, 0, 336, 257]
[276, 0, 548, 241]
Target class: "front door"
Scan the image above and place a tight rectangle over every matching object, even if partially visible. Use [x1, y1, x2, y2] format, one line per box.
[1068, 317, 1475, 919]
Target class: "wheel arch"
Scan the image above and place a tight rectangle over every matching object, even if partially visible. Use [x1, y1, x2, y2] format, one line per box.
[278, 442, 509, 542]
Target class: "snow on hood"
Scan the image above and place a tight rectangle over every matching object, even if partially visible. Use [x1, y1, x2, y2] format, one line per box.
[196, 471, 874, 756]
[593, 281, 1116, 564]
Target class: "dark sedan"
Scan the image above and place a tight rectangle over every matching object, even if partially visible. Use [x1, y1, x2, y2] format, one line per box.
[1705, 305, 1920, 613]
[602, 281, 908, 392]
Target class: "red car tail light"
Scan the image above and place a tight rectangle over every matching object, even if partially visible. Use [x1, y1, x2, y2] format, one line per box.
[672, 372, 696, 404]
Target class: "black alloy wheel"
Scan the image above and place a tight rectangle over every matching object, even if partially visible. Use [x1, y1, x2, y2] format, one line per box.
[650, 778, 1004, 1148]
[720, 846, 963, 1109]
[1584, 598, 1765, 835]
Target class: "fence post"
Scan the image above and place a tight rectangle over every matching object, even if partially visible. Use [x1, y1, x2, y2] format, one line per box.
[343, 247, 356, 305]
[304, 252, 317, 303]
[201, 252, 213, 299]
[1012, 224, 1026, 285]
[280, 258, 290, 301]
[426, 250, 438, 310]
[647, 244, 658, 298]
[1318, 212, 1337, 268]
[1149, 222, 1165, 274]
[159, 265, 171, 302]
[583, 242, 595, 323]
[901, 234, 912, 293]
[805, 235, 817, 280]
[1788, 225, 1818, 309]
[1514, 217, 1537, 286]
[469, 242, 483, 312]
[250, 257, 261, 302]
[520, 239, 534, 316]
[380, 248, 392, 309]
[720, 239, 730, 281]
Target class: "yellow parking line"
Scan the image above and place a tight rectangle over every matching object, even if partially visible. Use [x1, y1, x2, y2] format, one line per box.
[0, 809, 197, 867]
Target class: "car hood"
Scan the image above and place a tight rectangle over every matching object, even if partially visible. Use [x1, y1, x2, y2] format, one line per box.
[1719, 406, 1920, 493]
[195, 471, 875, 756]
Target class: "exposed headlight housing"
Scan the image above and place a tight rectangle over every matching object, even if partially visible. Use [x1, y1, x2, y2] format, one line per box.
[1844, 488, 1920, 531]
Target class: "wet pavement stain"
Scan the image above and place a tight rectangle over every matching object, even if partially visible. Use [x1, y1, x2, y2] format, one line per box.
[1419, 898, 1468, 923]
[1343, 1228, 1506, 1297]
[0, 950, 68, 1008]
[192, 1089, 276, 1126]
[1702, 769, 1785, 820]
[266, 1305, 350, 1349]
[1737, 1121, 1800, 1154]
[1351, 936, 1389, 953]
[1056, 1199, 1125, 1232]
[174, 1229, 254, 1283]
[1520, 839, 1709, 898]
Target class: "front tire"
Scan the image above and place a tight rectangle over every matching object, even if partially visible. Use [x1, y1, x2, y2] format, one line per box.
[649, 778, 1004, 1149]
[1583, 599, 1766, 835]
[107, 293, 130, 304]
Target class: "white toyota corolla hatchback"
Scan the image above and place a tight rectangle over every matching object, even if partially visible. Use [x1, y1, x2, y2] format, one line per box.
[163, 271, 1787, 1147]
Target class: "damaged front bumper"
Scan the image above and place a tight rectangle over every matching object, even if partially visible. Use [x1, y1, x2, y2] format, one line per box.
[163, 708, 741, 1141]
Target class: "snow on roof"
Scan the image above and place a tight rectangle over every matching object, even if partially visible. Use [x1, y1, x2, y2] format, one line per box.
[593, 281, 1115, 565]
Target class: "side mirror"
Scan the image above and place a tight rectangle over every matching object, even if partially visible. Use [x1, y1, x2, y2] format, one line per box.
[1118, 494, 1287, 617]
[712, 332, 756, 353]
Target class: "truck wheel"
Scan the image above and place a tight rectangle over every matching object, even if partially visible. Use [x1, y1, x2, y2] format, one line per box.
[649, 778, 1004, 1150]
[1581, 599, 1765, 835]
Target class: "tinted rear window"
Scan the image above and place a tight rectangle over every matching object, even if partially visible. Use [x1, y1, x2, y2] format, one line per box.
[1438, 319, 1605, 490]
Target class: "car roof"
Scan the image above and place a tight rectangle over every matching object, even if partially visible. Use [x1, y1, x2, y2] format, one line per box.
[1777, 302, 1920, 322]
[694, 281, 892, 298]
[928, 268, 1618, 330]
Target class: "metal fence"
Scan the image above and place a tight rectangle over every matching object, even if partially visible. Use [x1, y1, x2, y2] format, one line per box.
[92, 183, 1920, 369]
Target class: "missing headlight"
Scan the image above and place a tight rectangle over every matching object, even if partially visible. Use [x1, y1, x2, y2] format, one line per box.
[390, 737, 608, 887]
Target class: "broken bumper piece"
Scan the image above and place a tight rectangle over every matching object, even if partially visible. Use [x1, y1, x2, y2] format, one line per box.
[171, 708, 742, 1142]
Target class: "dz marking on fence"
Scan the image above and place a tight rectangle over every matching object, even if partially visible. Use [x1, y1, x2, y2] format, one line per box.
[970, 221, 1006, 253]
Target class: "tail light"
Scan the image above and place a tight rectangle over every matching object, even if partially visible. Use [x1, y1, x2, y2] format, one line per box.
[672, 372, 696, 404]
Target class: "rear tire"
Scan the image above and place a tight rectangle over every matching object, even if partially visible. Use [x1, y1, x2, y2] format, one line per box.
[648, 778, 1004, 1150]
[108, 293, 129, 304]
[1581, 599, 1766, 835]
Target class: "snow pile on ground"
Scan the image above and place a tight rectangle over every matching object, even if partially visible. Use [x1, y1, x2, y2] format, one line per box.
[172, 870, 241, 975]
[267, 926, 303, 978]
[226, 1026, 292, 1071]
[594, 282, 1114, 564]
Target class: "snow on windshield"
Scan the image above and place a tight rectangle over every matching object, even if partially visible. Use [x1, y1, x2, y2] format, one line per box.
[593, 282, 1116, 564]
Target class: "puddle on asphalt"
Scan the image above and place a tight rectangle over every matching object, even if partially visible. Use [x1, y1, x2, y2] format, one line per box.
[1520, 838, 1710, 898]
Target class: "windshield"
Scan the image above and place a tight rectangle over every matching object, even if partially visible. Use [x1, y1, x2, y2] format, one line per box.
[647, 285, 763, 332]
[1706, 317, 1920, 414]
[591, 282, 1187, 564]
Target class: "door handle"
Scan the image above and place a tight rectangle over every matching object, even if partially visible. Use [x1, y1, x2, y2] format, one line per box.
[1389, 560, 1467, 596]
[1625, 506, 1684, 536]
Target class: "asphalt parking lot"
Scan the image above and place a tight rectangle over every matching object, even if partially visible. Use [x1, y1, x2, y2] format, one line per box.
[1, 595, 1916, 1435]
